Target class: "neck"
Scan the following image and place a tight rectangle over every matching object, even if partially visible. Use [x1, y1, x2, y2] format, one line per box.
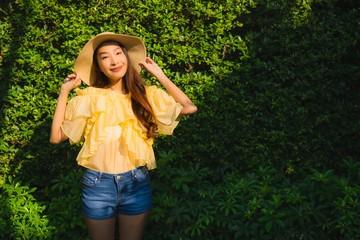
[108, 79, 124, 94]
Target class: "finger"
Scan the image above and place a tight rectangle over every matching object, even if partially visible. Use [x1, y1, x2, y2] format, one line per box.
[75, 74, 81, 81]
[64, 73, 78, 83]
[76, 75, 82, 85]
[139, 59, 149, 64]
[145, 57, 155, 64]
[138, 62, 148, 70]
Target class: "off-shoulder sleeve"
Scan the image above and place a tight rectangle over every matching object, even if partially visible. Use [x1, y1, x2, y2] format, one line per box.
[61, 88, 107, 144]
[61, 97, 88, 144]
[146, 86, 183, 135]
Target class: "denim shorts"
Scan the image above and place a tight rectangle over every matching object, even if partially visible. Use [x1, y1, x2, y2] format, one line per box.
[81, 166, 152, 220]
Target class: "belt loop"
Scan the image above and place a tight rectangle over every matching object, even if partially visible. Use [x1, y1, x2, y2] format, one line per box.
[131, 168, 137, 180]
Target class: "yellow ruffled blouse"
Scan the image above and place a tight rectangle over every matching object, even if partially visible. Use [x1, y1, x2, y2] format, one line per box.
[61, 86, 183, 174]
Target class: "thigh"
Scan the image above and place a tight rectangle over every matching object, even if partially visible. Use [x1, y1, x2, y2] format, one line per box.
[118, 211, 151, 240]
[118, 166, 152, 215]
[82, 169, 118, 220]
[85, 216, 117, 240]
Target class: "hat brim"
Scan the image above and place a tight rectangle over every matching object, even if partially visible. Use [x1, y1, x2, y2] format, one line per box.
[74, 32, 146, 86]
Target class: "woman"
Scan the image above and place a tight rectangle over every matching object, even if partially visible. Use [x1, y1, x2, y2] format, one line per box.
[50, 32, 197, 240]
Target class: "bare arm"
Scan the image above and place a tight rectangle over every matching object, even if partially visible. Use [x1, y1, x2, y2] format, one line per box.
[50, 73, 82, 144]
[140, 57, 197, 115]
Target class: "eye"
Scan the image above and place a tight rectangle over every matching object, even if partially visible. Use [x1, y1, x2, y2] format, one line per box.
[116, 51, 122, 55]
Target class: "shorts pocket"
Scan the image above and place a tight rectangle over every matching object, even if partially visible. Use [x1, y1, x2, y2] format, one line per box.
[133, 167, 150, 183]
[82, 169, 101, 187]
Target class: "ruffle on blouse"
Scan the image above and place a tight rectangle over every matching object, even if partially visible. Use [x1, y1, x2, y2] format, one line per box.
[61, 86, 183, 170]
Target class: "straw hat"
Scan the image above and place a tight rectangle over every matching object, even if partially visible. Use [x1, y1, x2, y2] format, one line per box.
[74, 32, 146, 85]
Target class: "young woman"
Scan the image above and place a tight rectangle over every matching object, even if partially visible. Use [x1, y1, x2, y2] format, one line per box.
[50, 32, 197, 240]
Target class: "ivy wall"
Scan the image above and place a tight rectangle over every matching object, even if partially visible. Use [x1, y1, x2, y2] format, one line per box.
[0, 0, 359, 239]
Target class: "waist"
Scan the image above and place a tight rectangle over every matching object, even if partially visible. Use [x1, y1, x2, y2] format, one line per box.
[82, 166, 148, 180]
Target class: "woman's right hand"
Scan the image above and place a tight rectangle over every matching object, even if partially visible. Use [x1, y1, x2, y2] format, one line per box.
[61, 73, 82, 93]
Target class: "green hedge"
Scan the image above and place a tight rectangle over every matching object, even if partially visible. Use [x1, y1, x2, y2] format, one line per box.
[0, 0, 359, 239]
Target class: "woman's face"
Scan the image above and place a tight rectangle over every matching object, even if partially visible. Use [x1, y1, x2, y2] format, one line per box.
[96, 41, 128, 83]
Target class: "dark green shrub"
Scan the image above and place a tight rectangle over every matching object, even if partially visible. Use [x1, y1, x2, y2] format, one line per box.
[0, 177, 54, 239]
[45, 169, 87, 239]
[148, 157, 360, 239]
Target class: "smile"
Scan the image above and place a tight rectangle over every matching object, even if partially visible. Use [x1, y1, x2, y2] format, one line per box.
[111, 66, 123, 72]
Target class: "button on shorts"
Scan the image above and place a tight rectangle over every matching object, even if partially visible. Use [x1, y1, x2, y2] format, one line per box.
[81, 166, 152, 220]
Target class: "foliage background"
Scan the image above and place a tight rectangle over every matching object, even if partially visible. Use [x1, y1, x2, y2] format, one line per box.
[0, 0, 359, 239]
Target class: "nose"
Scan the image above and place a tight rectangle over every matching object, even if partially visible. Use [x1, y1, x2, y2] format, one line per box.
[110, 55, 118, 66]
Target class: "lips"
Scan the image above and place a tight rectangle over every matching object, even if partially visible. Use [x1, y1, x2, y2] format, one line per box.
[111, 66, 122, 72]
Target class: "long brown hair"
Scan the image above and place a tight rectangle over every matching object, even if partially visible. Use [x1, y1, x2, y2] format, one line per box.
[93, 41, 158, 139]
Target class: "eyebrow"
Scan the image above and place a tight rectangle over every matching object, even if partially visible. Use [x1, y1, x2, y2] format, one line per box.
[98, 46, 122, 55]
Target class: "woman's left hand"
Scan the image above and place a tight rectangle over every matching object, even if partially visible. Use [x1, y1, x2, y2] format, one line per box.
[139, 57, 166, 79]
[139, 57, 198, 115]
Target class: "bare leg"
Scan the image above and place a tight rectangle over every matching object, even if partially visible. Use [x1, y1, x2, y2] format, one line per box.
[118, 211, 151, 240]
[85, 216, 117, 240]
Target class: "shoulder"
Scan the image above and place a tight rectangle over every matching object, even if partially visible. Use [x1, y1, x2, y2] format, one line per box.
[145, 85, 168, 97]
[145, 85, 178, 109]
[145, 85, 158, 93]
[74, 87, 110, 96]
